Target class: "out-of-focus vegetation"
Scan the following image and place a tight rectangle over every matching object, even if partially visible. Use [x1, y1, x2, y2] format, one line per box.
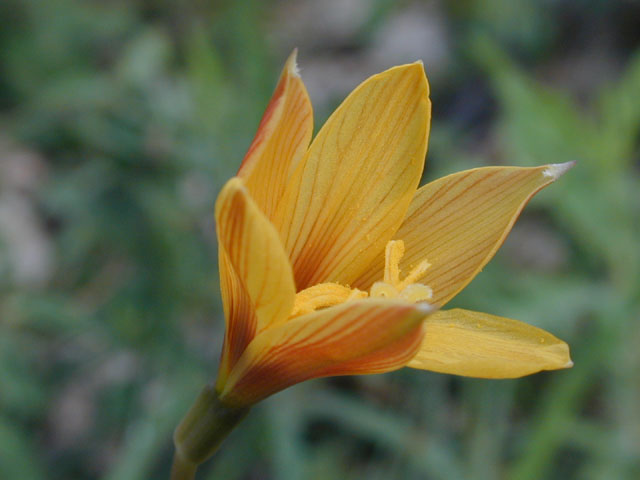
[1, 1, 639, 479]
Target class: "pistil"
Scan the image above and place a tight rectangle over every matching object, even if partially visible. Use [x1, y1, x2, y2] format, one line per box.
[290, 240, 433, 317]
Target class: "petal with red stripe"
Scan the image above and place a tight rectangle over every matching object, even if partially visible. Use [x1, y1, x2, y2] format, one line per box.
[237, 50, 313, 221]
[273, 63, 430, 290]
[220, 299, 433, 406]
[355, 163, 574, 305]
[215, 178, 296, 384]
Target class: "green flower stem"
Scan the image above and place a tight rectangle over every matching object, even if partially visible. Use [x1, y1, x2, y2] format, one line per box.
[171, 384, 250, 479]
[170, 453, 196, 480]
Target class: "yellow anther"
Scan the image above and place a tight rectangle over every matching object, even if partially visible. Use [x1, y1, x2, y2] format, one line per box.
[347, 288, 368, 300]
[371, 240, 433, 304]
[289, 240, 432, 318]
[398, 259, 431, 290]
[370, 282, 399, 298]
[399, 283, 433, 303]
[291, 283, 368, 317]
[384, 240, 405, 285]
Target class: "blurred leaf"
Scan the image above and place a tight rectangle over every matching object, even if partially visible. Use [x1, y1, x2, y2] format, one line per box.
[103, 372, 201, 480]
[472, 35, 640, 290]
[596, 49, 640, 172]
[0, 417, 46, 480]
[116, 28, 173, 87]
[302, 389, 466, 480]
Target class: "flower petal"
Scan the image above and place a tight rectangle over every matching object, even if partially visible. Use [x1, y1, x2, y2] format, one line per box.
[273, 63, 431, 290]
[408, 309, 572, 378]
[237, 50, 313, 220]
[215, 178, 296, 383]
[219, 299, 433, 407]
[355, 163, 574, 304]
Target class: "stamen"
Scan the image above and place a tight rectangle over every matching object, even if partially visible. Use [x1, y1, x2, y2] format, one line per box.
[370, 282, 399, 298]
[370, 239, 433, 304]
[289, 240, 432, 318]
[291, 283, 367, 317]
[384, 240, 404, 285]
[398, 259, 431, 290]
[400, 283, 433, 303]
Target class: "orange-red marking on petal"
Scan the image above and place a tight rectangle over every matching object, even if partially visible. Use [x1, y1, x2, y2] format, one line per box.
[273, 63, 430, 290]
[355, 164, 574, 305]
[214, 178, 296, 385]
[220, 300, 433, 406]
[237, 50, 313, 221]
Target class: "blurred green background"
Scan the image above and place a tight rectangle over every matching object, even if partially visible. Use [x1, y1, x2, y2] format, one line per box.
[1, 0, 639, 479]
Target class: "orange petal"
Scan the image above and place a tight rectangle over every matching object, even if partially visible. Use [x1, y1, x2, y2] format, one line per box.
[219, 299, 433, 407]
[273, 63, 431, 290]
[215, 178, 296, 385]
[408, 309, 572, 378]
[237, 50, 313, 221]
[355, 163, 575, 305]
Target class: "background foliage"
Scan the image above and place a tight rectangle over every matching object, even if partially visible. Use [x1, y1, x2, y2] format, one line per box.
[1, 1, 639, 479]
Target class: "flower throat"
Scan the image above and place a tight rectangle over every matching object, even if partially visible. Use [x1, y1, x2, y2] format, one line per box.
[291, 240, 432, 317]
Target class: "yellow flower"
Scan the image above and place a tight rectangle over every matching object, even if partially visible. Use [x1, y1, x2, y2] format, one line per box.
[171, 52, 576, 477]
[211, 51, 573, 409]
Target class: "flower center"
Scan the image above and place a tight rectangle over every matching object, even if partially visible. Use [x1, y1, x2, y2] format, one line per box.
[370, 240, 433, 302]
[290, 240, 432, 317]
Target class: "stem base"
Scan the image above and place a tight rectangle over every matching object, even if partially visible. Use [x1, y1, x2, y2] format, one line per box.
[172, 384, 250, 477]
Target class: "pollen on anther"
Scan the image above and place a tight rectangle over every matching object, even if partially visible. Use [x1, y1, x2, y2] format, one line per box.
[371, 240, 434, 305]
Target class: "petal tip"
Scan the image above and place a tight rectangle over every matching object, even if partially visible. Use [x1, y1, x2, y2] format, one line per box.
[389, 61, 426, 79]
[224, 176, 246, 193]
[216, 177, 248, 212]
[391, 61, 429, 97]
[406, 60, 425, 75]
[563, 359, 574, 369]
[285, 48, 300, 77]
[543, 161, 576, 180]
